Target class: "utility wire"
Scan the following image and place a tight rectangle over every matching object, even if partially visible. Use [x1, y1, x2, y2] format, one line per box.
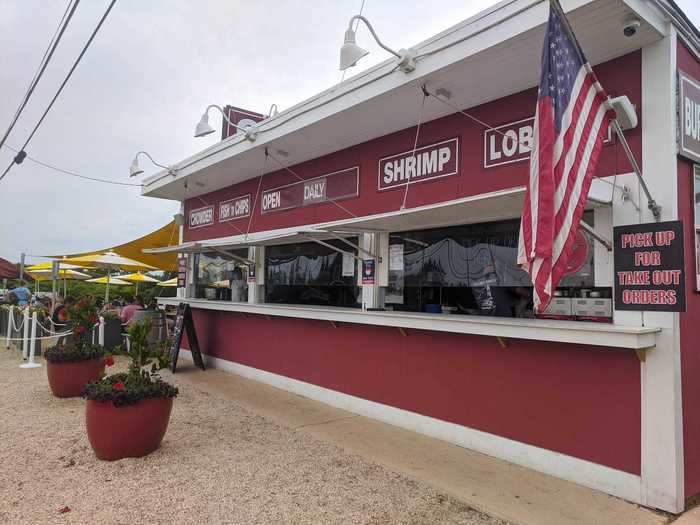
[0, 0, 80, 151]
[0, 0, 118, 183]
[1, 144, 141, 187]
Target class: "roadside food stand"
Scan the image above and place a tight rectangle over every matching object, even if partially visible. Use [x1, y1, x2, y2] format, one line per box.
[140, 0, 700, 513]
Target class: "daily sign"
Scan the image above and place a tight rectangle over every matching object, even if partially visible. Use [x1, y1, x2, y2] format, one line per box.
[613, 220, 686, 312]
[261, 167, 359, 214]
[679, 70, 700, 163]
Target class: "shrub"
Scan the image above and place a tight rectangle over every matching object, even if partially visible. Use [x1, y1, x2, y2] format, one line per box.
[44, 343, 104, 363]
[44, 298, 105, 363]
[83, 319, 178, 407]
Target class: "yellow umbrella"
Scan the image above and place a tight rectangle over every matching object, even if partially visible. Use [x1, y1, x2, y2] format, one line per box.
[86, 276, 132, 285]
[119, 272, 161, 294]
[29, 269, 91, 281]
[157, 277, 178, 287]
[63, 252, 156, 271]
[26, 261, 88, 271]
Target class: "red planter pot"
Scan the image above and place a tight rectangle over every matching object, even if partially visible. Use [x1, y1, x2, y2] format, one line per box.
[46, 358, 105, 398]
[85, 397, 174, 461]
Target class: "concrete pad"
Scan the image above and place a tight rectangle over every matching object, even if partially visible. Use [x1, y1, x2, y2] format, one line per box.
[170, 361, 668, 525]
[675, 506, 700, 524]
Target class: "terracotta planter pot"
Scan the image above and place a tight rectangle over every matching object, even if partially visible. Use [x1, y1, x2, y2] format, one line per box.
[46, 358, 105, 398]
[85, 397, 174, 461]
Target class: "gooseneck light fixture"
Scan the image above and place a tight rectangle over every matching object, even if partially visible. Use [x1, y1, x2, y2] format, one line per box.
[194, 104, 259, 142]
[129, 151, 175, 178]
[339, 15, 416, 73]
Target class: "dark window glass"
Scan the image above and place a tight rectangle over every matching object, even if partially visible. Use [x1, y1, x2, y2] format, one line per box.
[265, 239, 359, 307]
[387, 215, 595, 316]
[193, 250, 248, 301]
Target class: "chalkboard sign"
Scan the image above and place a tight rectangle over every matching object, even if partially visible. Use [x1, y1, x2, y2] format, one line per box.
[170, 303, 206, 372]
[613, 220, 686, 312]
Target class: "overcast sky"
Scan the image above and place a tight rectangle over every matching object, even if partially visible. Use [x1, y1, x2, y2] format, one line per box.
[1, 0, 699, 265]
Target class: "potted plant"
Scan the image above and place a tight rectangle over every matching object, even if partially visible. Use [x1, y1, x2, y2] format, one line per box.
[83, 320, 178, 461]
[44, 298, 107, 398]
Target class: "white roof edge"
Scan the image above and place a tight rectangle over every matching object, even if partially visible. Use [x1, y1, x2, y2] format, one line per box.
[141, 0, 678, 199]
[141, 0, 549, 195]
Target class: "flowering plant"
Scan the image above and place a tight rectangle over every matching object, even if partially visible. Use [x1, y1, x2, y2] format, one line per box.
[44, 297, 107, 363]
[83, 319, 178, 407]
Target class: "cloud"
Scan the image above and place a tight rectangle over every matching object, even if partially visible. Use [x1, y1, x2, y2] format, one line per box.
[1, 0, 698, 264]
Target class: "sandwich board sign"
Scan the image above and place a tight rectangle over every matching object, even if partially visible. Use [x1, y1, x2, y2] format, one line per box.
[170, 302, 205, 372]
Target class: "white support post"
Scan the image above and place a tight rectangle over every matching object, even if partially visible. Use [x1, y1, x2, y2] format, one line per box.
[98, 316, 105, 346]
[20, 311, 41, 369]
[21, 308, 29, 359]
[5, 305, 12, 349]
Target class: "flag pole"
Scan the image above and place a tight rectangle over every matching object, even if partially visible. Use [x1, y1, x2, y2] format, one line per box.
[549, 0, 662, 221]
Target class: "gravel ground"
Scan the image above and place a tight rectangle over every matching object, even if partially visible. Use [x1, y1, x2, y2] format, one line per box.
[0, 348, 508, 525]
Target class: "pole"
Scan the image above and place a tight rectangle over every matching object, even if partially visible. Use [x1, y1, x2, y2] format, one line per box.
[20, 311, 41, 368]
[21, 308, 29, 359]
[5, 305, 12, 349]
[105, 271, 110, 303]
[19, 252, 25, 280]
[98, 316, 105, 346]
[548, 0, 661, 220]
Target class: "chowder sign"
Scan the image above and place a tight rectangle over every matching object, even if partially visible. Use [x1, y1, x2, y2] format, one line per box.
[189, 205, 214, 229]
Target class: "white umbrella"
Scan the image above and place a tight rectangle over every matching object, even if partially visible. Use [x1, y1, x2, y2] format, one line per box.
[65, 253, 153, 302]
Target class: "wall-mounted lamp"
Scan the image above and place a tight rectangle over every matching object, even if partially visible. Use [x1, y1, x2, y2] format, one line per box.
[194, 104, 258, 141]
[129, 151, 175, 178]
[268, 104, 279, 118]
[340, 15, 416, 73]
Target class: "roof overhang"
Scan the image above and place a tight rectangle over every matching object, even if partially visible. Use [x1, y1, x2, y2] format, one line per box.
[142, 0, 668, 202]
[145, 179, 612, 256]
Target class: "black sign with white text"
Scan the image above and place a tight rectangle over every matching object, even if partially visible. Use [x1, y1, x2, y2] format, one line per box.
[613, 221, 686, 312]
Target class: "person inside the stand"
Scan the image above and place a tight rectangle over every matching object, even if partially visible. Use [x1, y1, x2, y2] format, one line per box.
[120, 295, 144, 324]
[459, 264, 515, 317]
[52, 296, 75, 327]
[11, 280, 32, 307]
[229, 267, 248, 303]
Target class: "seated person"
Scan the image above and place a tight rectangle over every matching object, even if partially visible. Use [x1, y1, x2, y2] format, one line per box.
[120, 295, 144, 324]
[52, 296, 75, 327]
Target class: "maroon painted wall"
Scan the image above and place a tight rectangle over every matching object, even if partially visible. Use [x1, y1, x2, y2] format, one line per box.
[184, 309, 641, 474]
[677, 39, 700, 500]
[184, 51, 642, 242]
[179, 50, 646, 476]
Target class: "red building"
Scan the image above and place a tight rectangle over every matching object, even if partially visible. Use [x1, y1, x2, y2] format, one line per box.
[142, 0, 700, 513]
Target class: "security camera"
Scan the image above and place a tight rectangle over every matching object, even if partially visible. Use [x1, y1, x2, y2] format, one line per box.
[622, 18, 641, 37]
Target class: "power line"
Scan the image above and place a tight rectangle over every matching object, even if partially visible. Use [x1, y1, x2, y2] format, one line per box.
[0, 0, 80, 151]
[2, 144, 141, 187]
[0, 0, 118, 183]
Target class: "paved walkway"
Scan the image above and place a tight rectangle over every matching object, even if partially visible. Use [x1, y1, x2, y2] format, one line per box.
[172, 358, 668, 525]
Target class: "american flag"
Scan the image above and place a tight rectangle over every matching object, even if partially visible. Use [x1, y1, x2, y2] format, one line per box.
[518, 2, 615, 313]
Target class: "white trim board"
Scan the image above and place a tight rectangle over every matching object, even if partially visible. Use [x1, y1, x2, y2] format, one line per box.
[178, 348, 643, 505]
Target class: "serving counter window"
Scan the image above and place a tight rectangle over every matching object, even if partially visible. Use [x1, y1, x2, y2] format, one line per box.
[385, 213, 611, 320]
[265, 238, 360, 307]
[193, 250, 249, 302]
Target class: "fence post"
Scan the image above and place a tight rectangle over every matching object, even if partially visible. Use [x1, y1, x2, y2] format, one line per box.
[98, 316, 105, 346]
[4, 305, 12, 349]
[20, 311, 41, 369]
[21, 308, 29, 359]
